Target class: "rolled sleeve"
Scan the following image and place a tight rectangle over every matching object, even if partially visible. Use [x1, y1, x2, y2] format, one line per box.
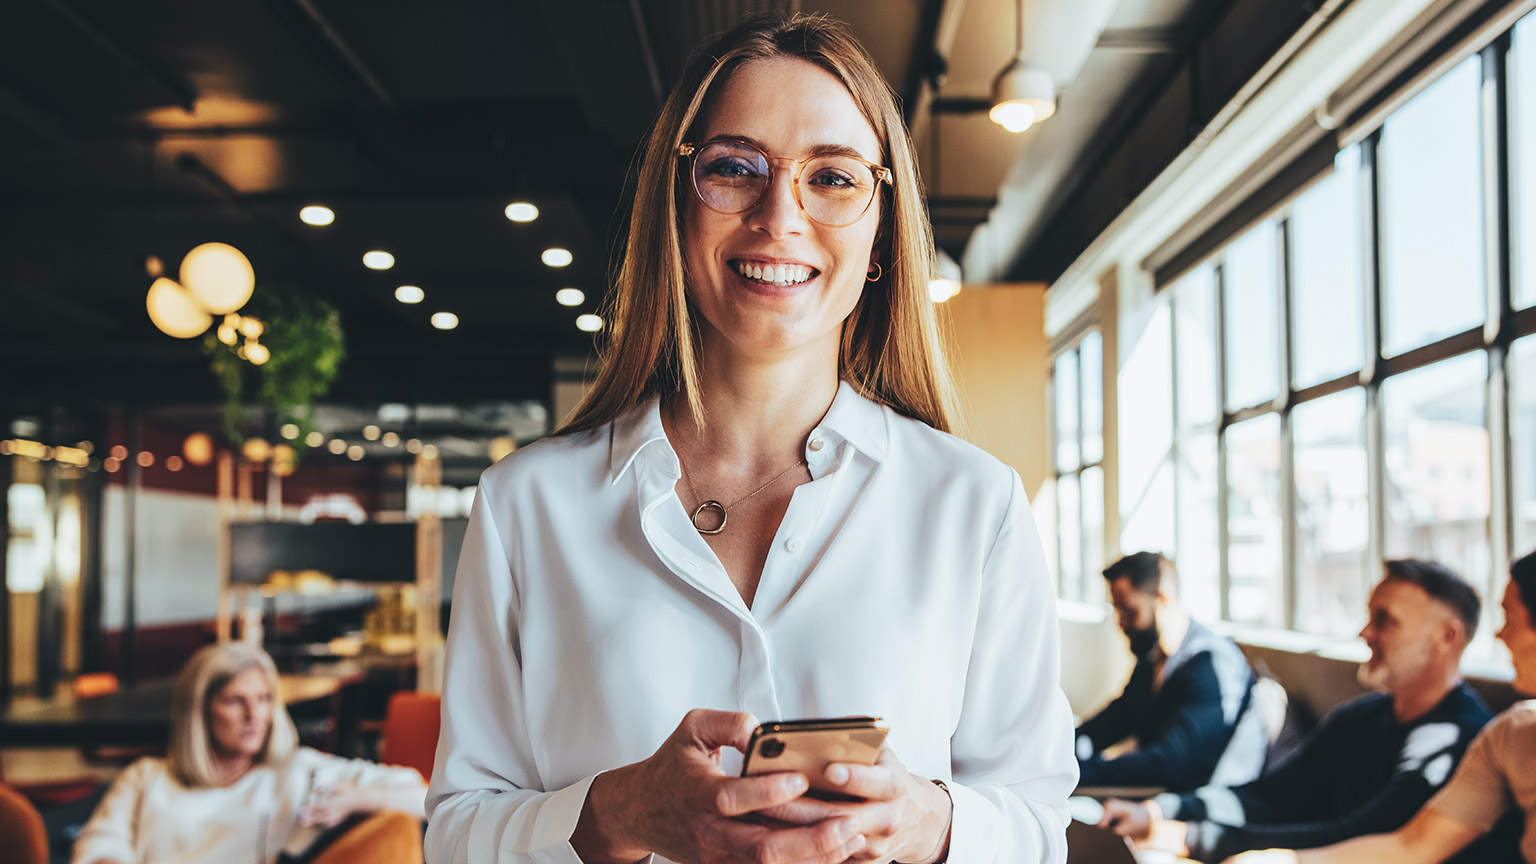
[1425, 722, 1514, 835]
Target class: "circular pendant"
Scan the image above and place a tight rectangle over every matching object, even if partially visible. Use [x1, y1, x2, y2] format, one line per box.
[692, 500, 727, 534]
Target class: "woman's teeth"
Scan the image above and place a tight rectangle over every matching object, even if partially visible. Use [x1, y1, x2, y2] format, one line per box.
[734, 261, 813, 286]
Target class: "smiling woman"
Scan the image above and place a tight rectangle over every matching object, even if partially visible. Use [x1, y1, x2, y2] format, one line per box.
[424, 12, 1076, 864]
[69, 643, 426, 864]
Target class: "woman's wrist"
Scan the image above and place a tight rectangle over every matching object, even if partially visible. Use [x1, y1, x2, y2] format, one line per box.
[902, 778, 952, 863]
[572, 764, 650, 864]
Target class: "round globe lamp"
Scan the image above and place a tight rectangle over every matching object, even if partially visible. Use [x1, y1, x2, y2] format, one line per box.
[242, 437, 272, 463]
[182, 432, 215, 466]
[146, 278, 213, 338]
[180, 242, 255, 315]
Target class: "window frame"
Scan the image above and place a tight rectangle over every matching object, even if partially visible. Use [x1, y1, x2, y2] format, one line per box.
[1127, 26, 1536, 642]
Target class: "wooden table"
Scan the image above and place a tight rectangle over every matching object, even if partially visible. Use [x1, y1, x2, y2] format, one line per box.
[0, 662, 365, 749]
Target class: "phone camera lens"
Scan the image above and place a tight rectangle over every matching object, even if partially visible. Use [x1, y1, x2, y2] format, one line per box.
[760, 738, 786, 759]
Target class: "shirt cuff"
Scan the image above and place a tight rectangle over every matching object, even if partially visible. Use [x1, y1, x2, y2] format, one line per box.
[943, 780, 1000, 862]
[1151, 792, 1184, 821]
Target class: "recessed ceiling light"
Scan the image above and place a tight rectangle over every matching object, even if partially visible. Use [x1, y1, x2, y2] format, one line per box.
[542, 247, 573, 268]
[505, 202, 539, 223]
[363, 250, 395, 270]
[431, 311, 460, 330]
[381, 431, 400, 447]
[405, 438, 423, 454]
[280, 423, 300, 439]
[300, 205, 335, 226]
[347, 444, 365, 461]
[555, 287, 585, 307]
[395, 285, 424, 304]
[362, 425, 381, 441]
[327, 438, 347, 455]
[305, 431, 324, 448]
[576, 313, 603, 332]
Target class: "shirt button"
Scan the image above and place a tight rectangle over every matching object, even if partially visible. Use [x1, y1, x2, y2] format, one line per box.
[785, 537, 802, 553]
[808, 437, 824, 452]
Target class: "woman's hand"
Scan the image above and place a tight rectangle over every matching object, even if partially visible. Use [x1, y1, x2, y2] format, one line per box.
[572, 709, 868, 864]
[757, 749, 953, 863]
[300, 781, 365, 828]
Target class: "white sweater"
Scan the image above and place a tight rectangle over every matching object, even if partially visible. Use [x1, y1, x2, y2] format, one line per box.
[71, 748, 423, 864]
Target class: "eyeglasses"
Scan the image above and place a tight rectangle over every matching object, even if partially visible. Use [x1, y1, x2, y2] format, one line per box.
[679, 139, 892, 228]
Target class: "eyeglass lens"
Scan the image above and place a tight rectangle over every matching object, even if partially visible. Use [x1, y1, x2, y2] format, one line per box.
[691, 141, 879, 226]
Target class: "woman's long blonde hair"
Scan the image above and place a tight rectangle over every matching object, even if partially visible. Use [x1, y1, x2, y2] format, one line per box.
[557, 12, 959, 435]
[167, 642, 298, 788]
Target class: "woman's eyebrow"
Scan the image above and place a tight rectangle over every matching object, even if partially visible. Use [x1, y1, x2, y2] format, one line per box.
[709, 133, 875, 161]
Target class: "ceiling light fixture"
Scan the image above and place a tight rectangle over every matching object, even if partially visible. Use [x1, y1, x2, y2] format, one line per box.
[395, 285, 425, 304]
[555, 287, 585, 307]
[990, 0, 1056, 134]
[431, 311, 460, 330]
[300, 205, 335, 226]
[928, 249, 964, 304]
[182, 242, 255, 314]
[542, 247, 573, 268]
[505, 202, 539, 223]
[363, 250, 396, 270]
[576, 313, 603, 332]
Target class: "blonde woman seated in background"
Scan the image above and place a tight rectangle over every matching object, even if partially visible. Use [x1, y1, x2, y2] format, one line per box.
[1224, 549, 1536, 864]
[71, 641, 427, 864]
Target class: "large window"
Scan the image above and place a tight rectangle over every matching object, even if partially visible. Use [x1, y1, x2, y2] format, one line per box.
[1378, 57, 1485, 356]
[1510, 336, 1536, 556]
[1052, 331, 1106, 601]
[1224, 223, 1283, 411]
[1293, 389, 1370, 636]
[1382, 354, 1491, 600]
[1226, 415, 1284, 626]
[1119, 305, 1176, 569]
[1292, 149, 1366, 389]
[1110, 21, 1536, 646]
[1515, 18, 1536, 310]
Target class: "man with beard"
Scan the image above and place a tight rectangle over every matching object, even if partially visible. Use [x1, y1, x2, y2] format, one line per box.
[1096, 559, 1500, 862]
[1076, 552, 1266, 790]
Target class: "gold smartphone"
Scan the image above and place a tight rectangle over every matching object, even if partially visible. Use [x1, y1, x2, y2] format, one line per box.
[741, 717, 890, 798]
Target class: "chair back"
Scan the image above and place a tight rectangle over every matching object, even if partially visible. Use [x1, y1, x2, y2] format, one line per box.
[379, 691, 441, 782]
[0, 783, 49, 864]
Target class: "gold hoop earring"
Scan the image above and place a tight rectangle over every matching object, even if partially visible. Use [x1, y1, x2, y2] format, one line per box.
[866, 262, 882, 282]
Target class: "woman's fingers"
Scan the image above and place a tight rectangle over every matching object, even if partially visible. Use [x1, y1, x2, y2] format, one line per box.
[822, 760, 904, 801]
[680, 708, 760, 753]
[720, 815, 866, 864]
[713, 772, 810, 817]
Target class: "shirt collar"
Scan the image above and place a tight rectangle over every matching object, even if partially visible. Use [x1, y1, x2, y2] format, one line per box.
[606, 380, 891, 485]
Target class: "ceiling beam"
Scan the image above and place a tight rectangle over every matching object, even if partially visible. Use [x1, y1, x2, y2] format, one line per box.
[1094, 28, 1196, 54]
[40, 0, 197, 113]
[0, 79, 76, 147]
[275, 0, 396, 110]
[628, 0, 665, 105]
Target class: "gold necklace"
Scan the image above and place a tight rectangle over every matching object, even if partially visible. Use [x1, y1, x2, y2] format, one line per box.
[678, 455, 806, 535]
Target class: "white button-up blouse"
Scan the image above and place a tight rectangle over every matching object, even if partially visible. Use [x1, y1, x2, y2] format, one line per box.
[424, 382, 1077, 864]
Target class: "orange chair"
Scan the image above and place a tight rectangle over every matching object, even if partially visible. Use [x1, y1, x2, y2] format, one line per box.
[310, 811, 424, 864]
[0, 783, 49, 864]
[72, 672, 120, 699]
[379, 692, 441, 782]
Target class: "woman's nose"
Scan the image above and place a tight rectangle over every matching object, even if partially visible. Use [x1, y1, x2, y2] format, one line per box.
[749, 169, 808, 237]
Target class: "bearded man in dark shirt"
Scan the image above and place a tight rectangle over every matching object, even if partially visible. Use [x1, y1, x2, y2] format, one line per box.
[1098, 559, 1503, 863]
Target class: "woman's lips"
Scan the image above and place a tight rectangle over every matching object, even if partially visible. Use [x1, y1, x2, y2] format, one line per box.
[729, 258, 818, 287]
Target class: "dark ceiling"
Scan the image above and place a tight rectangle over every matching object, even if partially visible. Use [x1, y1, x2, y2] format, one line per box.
[0, 0, 1305, 417]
